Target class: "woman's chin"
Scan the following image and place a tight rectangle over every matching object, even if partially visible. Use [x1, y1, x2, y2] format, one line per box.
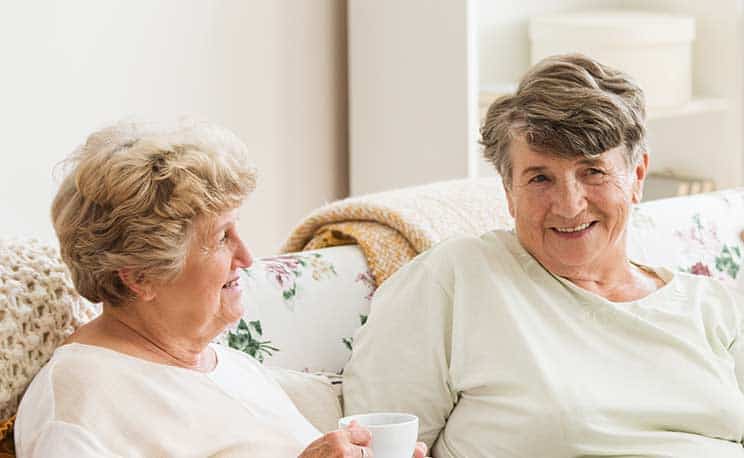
[219, 295, 245, 324]
[545, 250, 598, 271]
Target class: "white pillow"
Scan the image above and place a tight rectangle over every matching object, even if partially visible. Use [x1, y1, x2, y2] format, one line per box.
[267, 367, 342, 433]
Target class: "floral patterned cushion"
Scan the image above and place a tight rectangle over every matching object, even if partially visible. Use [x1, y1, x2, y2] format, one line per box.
[223, 245, 374, 373]
[628, 189, 744, 289]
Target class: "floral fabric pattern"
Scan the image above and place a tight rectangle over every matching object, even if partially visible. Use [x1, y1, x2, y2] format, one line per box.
[226, 319, 279, 363]
[355, 270, 376, 301]
[261, 253, 337, 304]
[225, 245, 372, 373]
[628, 189, 744, 291]
[673, 213, 742, 281]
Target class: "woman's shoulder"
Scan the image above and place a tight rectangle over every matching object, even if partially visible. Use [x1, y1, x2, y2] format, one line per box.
[414, 229, 517, 266]
[670, 268, 743, 298]
[664, 269, 744, 330]
[21, 344, 141, 399]
[34, 343, 113, 381]
[15, 344, 114, 437]
[377, 230, 524, 298]
[410, 230, 523, 277]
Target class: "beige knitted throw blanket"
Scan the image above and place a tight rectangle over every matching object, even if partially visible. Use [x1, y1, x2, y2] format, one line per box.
[281, 178, 514, 285]
[0, 238, 99, 450]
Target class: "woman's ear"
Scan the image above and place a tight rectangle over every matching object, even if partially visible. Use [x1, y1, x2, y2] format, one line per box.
[504, 181, 515, 218]
[118, 269, 156, 301]
[631, 152, 649, 204]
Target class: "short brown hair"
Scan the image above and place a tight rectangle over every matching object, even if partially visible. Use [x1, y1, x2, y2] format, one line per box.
[480, 53, 647, 188]
[51, 119, 257, 306]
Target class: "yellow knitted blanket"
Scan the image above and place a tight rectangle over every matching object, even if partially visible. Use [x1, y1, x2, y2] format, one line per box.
[281, 178, 513, 285]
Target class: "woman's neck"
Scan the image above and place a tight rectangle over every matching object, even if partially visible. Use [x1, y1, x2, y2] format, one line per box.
[68, 306, 217, 372]
[562, 260, 665, 302]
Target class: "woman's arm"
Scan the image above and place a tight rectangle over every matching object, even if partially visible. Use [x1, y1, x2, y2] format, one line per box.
[343, 259, 456, 450]
[19, 421, 119, 458]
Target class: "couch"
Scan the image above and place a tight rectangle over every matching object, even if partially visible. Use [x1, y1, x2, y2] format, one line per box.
[3, 187, 744, 455]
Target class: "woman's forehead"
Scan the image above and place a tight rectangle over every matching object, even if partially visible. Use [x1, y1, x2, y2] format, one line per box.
[510, 137, 625, 169]
[195, 208, 240, 235]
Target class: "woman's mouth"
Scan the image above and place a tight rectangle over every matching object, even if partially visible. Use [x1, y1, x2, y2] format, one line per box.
[222, 277, 240, 289]
[551, 221, 597, 238]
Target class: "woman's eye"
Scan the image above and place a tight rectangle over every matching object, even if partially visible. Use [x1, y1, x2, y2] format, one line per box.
[587, 168, 605, 176]
[529, 174, 548, 184]
[220, 231, 229, 243]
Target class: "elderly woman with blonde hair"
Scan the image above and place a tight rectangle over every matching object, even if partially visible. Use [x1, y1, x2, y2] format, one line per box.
[343, 54, 744, 457]
[14, 120, 427, 458]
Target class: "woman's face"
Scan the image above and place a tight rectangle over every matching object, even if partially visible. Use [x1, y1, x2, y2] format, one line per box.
[505, 136, 647, 277]
[151, 208, 252, 340]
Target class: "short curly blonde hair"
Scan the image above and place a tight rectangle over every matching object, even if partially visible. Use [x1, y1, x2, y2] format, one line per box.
[481, 54, 647, 188]
[51, 119, 257, 306]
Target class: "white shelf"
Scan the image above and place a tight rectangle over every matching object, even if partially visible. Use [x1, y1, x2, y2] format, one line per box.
[647, 97, 728, 121]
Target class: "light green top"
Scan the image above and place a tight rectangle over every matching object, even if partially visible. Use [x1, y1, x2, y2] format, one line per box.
[344, 230, 744, 458]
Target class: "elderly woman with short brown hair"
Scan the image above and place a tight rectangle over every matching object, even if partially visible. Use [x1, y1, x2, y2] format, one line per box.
[14, 120, 427, 458]
[343, 54, 744, 457]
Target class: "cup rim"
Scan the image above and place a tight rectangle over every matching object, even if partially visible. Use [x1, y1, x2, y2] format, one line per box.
[338, 412, 418, 429]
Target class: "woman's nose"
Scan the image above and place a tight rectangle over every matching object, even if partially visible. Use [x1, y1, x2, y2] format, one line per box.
[551, 179, 587, 219]
[233, 237, 253, 269]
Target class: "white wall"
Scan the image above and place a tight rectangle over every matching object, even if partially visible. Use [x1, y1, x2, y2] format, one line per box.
[0, 0, 348, 256]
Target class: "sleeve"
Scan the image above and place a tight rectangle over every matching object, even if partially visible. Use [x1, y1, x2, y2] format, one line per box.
[20, 421, 120, 458]
[728, 289, 744, 395]
[732, 340, 744, 394]
[342, 258, 457, 449]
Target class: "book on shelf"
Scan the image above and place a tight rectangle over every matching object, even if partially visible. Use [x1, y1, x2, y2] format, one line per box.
[643, 172, 715, 202]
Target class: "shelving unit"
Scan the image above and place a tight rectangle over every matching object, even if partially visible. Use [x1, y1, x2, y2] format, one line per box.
[348, 0, 743, 196]
[647, 98, 729, 121]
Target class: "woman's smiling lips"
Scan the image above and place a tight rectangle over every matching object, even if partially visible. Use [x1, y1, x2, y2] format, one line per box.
[549, 221, 597, 239]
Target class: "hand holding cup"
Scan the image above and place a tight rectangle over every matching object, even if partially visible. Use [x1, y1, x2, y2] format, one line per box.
[298, 420, 372, 458]
[339, 413, 425, 458]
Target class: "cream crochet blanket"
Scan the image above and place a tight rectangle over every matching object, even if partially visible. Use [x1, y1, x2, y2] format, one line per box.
[0, 238, 99, 423]
[282, 178, 514, 285]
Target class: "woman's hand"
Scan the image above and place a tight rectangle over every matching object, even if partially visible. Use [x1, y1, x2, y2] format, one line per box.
[299, 421, 371, 458]
[413, 441, 428, 458]
[298, 422, 429, 458]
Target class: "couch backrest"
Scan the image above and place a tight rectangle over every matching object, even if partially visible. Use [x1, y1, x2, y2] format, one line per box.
[627, 189, 744, 287]
[237, 189, 744, 374]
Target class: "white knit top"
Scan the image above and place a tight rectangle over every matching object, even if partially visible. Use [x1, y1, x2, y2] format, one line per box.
[15, 343, 320, 457]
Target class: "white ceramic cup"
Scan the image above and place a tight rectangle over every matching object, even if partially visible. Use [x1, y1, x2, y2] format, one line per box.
[338, 412, 419, 458]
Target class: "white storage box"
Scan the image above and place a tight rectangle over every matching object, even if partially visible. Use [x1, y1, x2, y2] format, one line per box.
[529, 11, 695, 109]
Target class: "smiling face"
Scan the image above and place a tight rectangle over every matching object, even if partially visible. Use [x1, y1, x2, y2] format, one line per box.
[149, 208, 253, 340]
[505, 136, 647, 278]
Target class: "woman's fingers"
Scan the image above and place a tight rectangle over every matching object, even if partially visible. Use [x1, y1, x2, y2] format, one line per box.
[297, 426, 375, 458]
[413, 441, 428, 458]
[343, 420, 372, 446]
